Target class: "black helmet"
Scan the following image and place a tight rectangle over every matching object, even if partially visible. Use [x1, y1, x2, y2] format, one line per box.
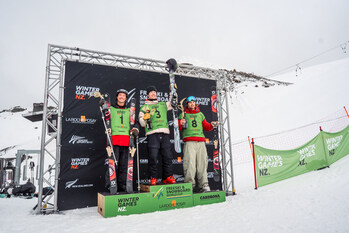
[116, 89, 128, 98]
[146, 86, 157, 95]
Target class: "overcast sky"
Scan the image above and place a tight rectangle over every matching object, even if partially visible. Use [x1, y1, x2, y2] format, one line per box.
[0, 0, 348, 110]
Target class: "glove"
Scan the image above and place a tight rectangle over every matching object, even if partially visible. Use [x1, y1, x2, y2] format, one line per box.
[130, 128, 139, 136]
[143, 112, 151, 121]
[211, 121, 219, 127]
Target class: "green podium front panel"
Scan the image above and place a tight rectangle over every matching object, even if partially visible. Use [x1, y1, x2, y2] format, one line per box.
[98, 183, 226, 217]
[150, 183, 193, 211]
[193, 191, 226, 206]
[98, 192, 154, 217]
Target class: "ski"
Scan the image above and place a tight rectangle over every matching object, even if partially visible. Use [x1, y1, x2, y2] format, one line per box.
[179, 98, 187, 129]
[211, 87, 220, 182]
[166, 58, 181, 153]
[91, 92, 118, 194]
[126, 97, 136, 193]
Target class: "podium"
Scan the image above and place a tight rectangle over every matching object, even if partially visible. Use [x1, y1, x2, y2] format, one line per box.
[98, 183, 225, 218]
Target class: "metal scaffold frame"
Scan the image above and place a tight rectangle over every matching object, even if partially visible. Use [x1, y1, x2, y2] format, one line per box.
[37, 44, 236, 214]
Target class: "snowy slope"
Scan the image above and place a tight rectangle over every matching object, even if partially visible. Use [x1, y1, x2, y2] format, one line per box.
[1, 58, 349, 233]
[0, 155, 348, 233]
[230, 57, 349, 141]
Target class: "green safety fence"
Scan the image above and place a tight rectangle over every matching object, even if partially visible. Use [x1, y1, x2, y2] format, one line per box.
[253, 124, 349, 187]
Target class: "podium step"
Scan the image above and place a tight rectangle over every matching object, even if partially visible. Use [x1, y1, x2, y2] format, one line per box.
[98, 183, 226, 217]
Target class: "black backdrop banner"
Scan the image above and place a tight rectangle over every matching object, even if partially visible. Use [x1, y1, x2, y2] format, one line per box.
[58, 61, 222, 211]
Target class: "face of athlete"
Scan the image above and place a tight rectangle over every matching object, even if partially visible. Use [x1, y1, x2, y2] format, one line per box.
[117, 93, 127, 106]
[188, 101, 196, 110]
[147, 91, 157, 100]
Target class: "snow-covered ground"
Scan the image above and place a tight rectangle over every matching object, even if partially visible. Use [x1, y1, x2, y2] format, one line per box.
[1, 155, 348, 233]
[1, 57, 349, 232]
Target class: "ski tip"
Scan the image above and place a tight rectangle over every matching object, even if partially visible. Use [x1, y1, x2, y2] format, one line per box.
[166, 58, 178, 72]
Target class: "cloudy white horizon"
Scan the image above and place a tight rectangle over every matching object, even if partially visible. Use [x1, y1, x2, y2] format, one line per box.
[1, 0, 348, 110]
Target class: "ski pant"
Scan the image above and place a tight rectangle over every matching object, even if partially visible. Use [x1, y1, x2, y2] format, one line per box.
[113, 145, 129, 191]
[183, 141, 209, 189]
[147, 133, 173, 179]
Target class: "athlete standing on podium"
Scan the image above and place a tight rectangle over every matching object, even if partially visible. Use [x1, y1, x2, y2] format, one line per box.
[139, 86, 176, 186]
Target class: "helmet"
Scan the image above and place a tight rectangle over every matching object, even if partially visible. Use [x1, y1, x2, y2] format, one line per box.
[116, 89, 128, 98]
[186, 96, 196, 102]
[146, 86, 157, 95]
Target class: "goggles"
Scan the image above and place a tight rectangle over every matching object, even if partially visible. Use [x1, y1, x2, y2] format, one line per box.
[186, 96, 196, 102]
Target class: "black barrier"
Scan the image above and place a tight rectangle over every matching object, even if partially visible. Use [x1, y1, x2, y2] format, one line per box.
[58, 61, 222, 211]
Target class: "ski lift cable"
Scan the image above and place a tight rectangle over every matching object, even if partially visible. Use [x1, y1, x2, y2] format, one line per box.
[265, 40, 349, 78]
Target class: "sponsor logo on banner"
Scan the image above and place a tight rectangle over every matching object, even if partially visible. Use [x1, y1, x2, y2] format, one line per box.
[256, 155, 282, 175]
[297, 144, 315, 166]
[257, 155, 282, 167]
[139, 89, 210, 106]
[159, 201, 186, 209]
[65, 179, 78, 189]
[153, 186, 164, 199]
[75, 85, 100, 100]
[173, 174, 184, 182]
[139, 159, 148, 164]
[172, 157, 183, 164]
[207, 172, 214, 179]
[138, 137, 147, 144]
[71, 158, 90, 169]
[165, 185, 191, 198]
[117, 196, 140, 212]
[195, 97, 210, 106]
[326, 135, 343, 156]
[65, 178, 93, 189]
[200, 194, 221, 200]
[65, 116, 97, 125]
[69, 135, 93, 144]
[140, 179, 149, 184]
[259, 168, 270, 176]
[139, 90, 170, 105]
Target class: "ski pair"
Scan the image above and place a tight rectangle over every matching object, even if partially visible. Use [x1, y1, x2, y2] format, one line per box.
[211, 87, 220, 182]
[166, 58, 181, 153]
[92, 92, 137, 194]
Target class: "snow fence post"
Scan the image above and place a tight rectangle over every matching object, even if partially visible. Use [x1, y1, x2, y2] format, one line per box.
[252, 138, 258, 190]
[344, 106, 349, 119]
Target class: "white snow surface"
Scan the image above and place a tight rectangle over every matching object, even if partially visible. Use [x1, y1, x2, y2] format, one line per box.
[1, 58, 349, 232]
[1, 156, 348, 233]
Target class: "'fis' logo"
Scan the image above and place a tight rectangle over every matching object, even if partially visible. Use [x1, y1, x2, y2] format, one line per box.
[75, 85, 100, 100]
[71, 158, 90, 169]
[69, 135, 93, 144]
